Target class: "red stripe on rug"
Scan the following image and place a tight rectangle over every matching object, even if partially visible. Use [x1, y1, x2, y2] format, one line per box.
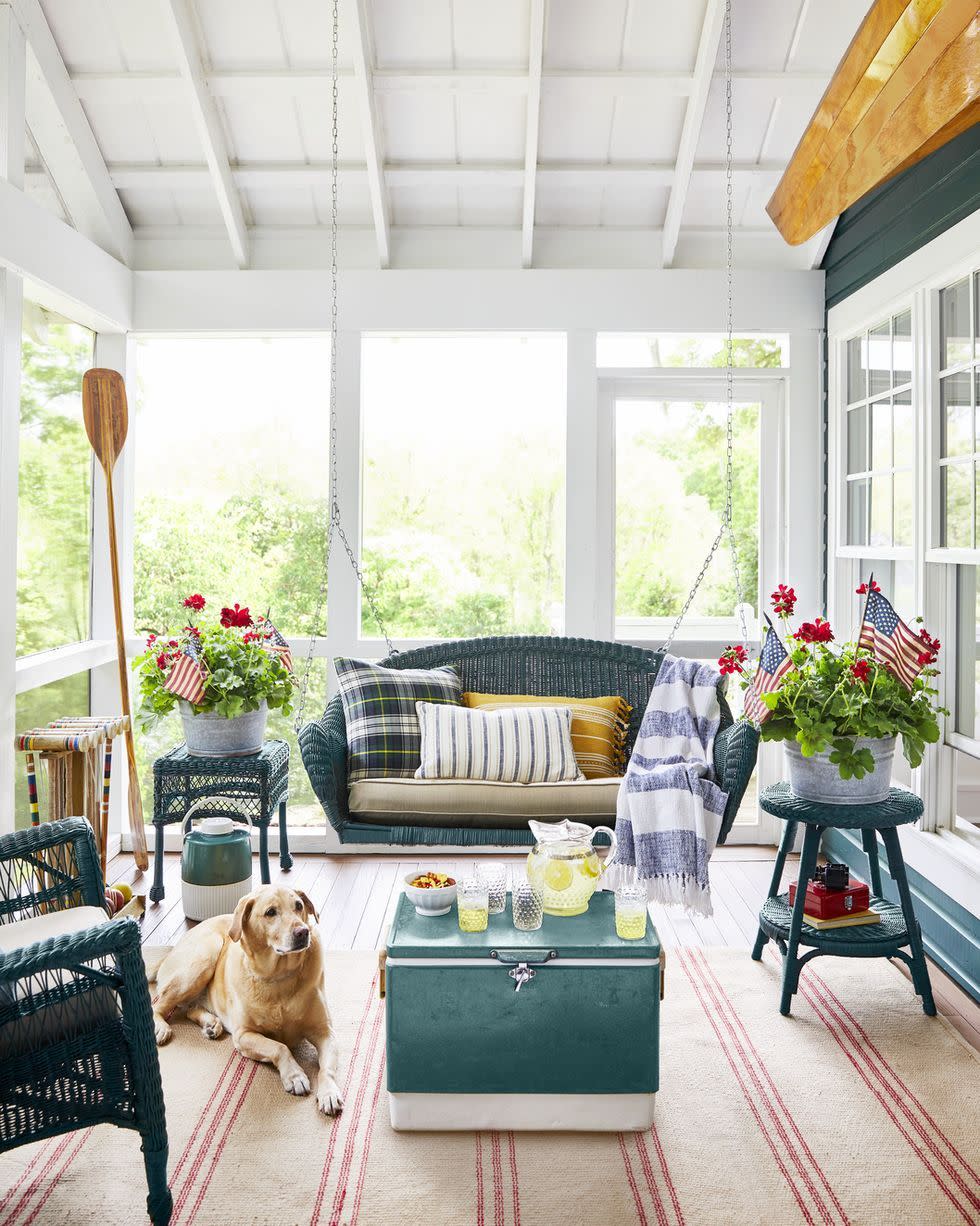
[784, 964, 980, 1224]
[690, 948, 849, 1226]
[0, 1133, 69, 1223]
[507, 1132, 522, 1226]
[185, 1062, 259, 1226]
[618, 1131, 649, 1226]
[309, 972, 380, 1226]
[169, 1050, 239, 1188]
[346, 1049, 387, 1226]
[648, 1123, 685, 1226]
[170, 1056, 250, 1224]
[809, 966, 980, 1204]
[491, 1132, 506, 1226]
[677, 949, 820, 1226]
[633, 1131, 669, 1226]
[22, 1130, 92, 1226]
[476, 1133, 486, 1226]
[321, 995, 387, 1226]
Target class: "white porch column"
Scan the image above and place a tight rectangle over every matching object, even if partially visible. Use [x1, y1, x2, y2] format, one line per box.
[564, 329, 602, 638]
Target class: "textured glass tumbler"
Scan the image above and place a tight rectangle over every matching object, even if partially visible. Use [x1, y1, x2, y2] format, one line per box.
[511, 874, 544, 931]
[615, 883, 648, 940]
[458, 878, 489, 933]
[478, 862, 508, 915]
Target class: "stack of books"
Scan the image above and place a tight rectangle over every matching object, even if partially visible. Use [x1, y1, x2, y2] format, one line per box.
[788, 873, 880, 929]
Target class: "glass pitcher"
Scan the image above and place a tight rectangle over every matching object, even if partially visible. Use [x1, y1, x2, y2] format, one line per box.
[526, 819, 618, 917]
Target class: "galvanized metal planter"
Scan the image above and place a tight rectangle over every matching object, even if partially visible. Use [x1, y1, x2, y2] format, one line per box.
[179, 700, 268, 757]
[784, 736, 896, 805]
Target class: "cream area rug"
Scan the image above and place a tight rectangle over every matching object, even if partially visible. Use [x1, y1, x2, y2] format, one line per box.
[1, 947, 978, 1226]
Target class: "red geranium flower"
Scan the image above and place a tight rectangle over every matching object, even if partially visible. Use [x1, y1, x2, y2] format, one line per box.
[168, 639, 178, 647]
[793, 617, 834, 644]
[242, 630, 261, 644]
[155, 653, 168, 670]
[183, 593, 206, 611]
[770, 583, 797, 617]
[917, 629, 940, 666]
[856, 580, 881, 595]
[850, 659, 871, 683]
[718, 644, 749, 675]
[220, 603, 253, 628]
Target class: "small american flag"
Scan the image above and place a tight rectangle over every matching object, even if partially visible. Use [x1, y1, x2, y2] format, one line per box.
[162, 634, 206, 704]
[743, 618, 794, 725]
[858, 587, 923, 688]
[263, 619, 293, 672]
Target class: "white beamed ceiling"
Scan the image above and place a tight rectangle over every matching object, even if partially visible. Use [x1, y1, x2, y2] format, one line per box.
[20, 0, 868, 271]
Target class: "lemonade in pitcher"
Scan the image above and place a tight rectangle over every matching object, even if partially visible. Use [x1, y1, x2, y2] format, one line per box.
[526, 819, 618, 916]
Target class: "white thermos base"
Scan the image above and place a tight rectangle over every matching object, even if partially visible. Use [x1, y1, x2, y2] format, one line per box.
[181, 877, 252, 922]
[388, 1092, 656, 1132]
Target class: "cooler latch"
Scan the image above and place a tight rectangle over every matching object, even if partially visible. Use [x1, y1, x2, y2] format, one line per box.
[489, 949, 558, 992]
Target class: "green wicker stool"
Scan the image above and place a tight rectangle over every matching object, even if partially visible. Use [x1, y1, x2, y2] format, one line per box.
[151, 740, 292, 904]
[752, 783, 936, 1018]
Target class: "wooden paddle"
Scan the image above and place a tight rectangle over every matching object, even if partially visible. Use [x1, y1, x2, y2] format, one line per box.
[82, 369, 148, 870]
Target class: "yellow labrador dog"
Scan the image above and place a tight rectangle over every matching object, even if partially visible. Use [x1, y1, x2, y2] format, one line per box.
[151, 885, 343, 1115]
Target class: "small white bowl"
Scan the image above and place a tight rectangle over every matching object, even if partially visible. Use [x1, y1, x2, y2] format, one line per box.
[403, 871, 458, 917]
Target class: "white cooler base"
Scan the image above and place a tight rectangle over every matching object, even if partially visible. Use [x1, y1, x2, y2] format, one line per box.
[181, 877, 252, 922]
[389, 1092, 656, 1132]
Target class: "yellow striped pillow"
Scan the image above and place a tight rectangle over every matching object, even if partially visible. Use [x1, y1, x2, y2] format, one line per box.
[462, 692, 632, 779]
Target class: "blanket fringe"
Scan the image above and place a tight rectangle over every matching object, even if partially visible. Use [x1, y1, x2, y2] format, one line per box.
[604, 867, 714, 918]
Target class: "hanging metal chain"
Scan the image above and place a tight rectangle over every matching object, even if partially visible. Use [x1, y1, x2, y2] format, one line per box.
[295, 0, 394, 733]
[660, 0, 748, 655]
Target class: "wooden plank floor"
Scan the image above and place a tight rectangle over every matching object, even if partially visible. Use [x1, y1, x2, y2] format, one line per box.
[110, 845, 980, 1053]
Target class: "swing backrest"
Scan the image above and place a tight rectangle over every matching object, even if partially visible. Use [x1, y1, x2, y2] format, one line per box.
[377, 635, 733, 758]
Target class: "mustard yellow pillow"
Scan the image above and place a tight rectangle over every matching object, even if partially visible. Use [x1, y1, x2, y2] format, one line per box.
[462, 692, 631, 779]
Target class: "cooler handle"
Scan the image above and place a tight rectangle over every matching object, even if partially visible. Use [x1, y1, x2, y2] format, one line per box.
[182, 796, 255, 841]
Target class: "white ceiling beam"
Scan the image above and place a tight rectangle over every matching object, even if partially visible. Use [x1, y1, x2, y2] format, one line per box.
[350, 0, 390, 269]
[521, 0, 545, 269]
[160, 0, 248, 269]
[68, 68, 828, 105]
[10, 0, 132, 263]
[661, 0, 727, 268]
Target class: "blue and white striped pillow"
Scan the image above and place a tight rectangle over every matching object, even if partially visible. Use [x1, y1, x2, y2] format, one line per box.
[414, 702, 584, 783]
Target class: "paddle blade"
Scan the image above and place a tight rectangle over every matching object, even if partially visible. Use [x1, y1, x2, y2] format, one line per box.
[82, 368, 129, 473]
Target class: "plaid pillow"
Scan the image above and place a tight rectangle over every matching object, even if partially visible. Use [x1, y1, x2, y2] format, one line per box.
[334, 658, 463, 782]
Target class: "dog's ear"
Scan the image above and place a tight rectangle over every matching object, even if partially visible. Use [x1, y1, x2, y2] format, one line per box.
[297, 890, 318, 922]
[229, 894, 255, 943]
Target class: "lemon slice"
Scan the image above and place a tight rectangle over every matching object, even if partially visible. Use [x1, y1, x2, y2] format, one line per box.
[580, 856, 600, 879]
[543, 860, 573, 892]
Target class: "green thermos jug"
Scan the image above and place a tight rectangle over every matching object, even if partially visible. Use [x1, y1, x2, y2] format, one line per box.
[181, 798, 254, 922]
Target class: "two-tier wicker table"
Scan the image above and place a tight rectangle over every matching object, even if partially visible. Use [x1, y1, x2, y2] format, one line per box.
[150, 739, 293, 903]
[752, 782, 935, 1017]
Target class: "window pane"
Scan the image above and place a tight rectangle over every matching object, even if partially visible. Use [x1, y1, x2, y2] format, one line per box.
[133, 338, 330, 633]
[870, 398, 892, 470]
[893, 470, 913, 546]
[893, 309, 912, 385]
[14, 674, 90, 831]
[847, 405, 868, 473]
[869, 476, 892, 547]
[16, 309, 93, 655]
[596, 334, 786, 368]
[942, 462, 973, 548]
[361, 335, 565, 638]
[868, 321, 890, 397]
[858, 559, 914, 613]
[847, 478, 869, 546]
[955, 566, 979, 739]
[846, 335, 867, 403]
[941, 276, 971, 368]
[941, 372, 972, 458]
[615, 398, 759, 629]
[893, 388, 913, 468]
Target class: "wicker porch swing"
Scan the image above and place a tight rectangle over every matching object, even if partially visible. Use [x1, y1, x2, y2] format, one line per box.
[296, 0, 759, 847]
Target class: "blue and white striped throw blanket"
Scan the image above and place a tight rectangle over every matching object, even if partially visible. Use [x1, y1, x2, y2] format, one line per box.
[610, 655, 729, 917]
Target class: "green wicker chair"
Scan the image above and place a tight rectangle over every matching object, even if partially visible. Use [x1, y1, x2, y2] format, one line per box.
[299, 635, 759, 847]
[0, 818, 172, 1225]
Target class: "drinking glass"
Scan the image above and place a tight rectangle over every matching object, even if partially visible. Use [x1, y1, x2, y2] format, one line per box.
[458, 878, 490, 933]
[615, 882, 648, 940]
[511, 872, 544, 932]
[478, 862, 508, 915]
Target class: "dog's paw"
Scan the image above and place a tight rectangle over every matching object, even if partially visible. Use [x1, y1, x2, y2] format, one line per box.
[154, 1016, 173, 1046]
[281, 1066, 311, 1096]
[317, 1078, 344, 1116]
[203, 1019, 224, 1040]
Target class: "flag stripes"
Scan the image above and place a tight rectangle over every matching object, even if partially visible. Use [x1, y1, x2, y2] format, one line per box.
[858, 588, 923, 688]
[743, 620, 794, 725]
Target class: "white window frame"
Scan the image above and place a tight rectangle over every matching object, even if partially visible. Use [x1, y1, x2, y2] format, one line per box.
[828, 209, 980, 915]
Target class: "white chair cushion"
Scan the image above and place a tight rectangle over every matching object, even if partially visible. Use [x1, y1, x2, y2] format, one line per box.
[0, 906, 108, 954]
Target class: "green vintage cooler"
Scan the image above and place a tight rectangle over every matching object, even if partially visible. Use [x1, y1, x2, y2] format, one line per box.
[385, 889, 661, 1131]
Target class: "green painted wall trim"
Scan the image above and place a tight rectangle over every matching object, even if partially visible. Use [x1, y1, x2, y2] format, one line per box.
[823, 827, 980, 1003]
[823, 124, 980, 310]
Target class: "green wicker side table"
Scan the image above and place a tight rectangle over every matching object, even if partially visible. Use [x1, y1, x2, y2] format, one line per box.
[150, 739, 292, 903]
[752, 783, 936, 1018]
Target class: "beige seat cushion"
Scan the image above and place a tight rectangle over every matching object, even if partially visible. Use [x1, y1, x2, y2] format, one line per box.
[349, 777, 620, 829]
[0, 905, 116, 1060]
